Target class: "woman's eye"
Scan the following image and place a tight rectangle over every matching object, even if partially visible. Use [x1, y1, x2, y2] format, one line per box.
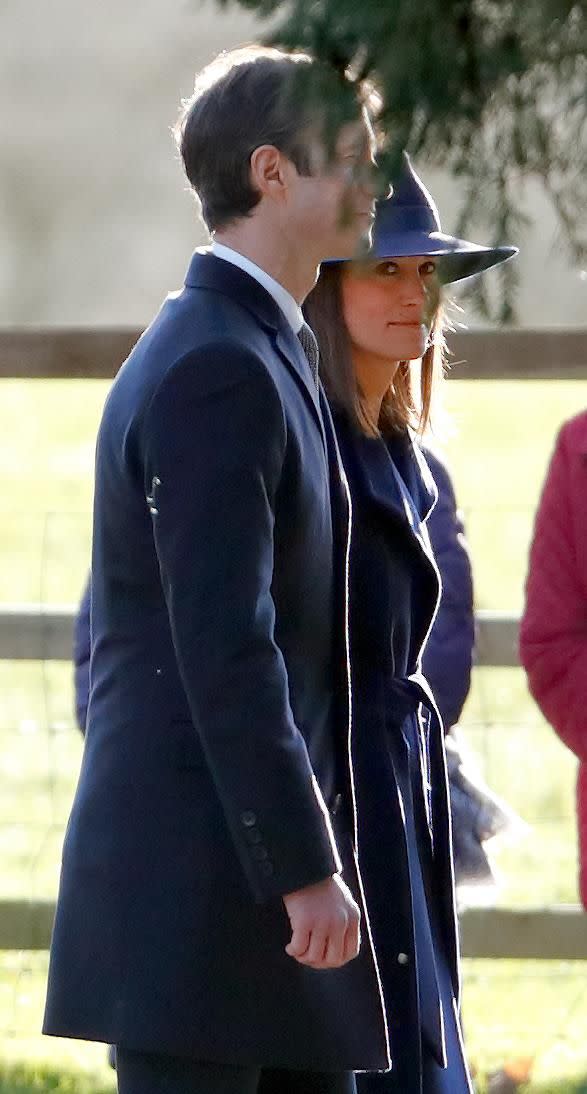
[377, 262, 398, 276]
[421, 261, 437, 276]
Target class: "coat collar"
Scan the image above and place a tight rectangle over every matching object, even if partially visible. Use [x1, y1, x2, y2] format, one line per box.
[184, 251, 323, 432]
[185, 249, 285, 331]
[335, 415, 436, 533]
[392, 430, 438, 525]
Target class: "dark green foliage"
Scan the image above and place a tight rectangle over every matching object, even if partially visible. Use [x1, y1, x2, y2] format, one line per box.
[217, 0, 587, 320]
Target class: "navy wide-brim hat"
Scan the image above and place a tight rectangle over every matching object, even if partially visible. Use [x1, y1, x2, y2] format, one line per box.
[328, 152, 518, 284]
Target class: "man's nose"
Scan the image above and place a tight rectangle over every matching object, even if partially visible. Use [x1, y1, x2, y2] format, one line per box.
[363, 166, 378, 202]
[352, 160, 378, 201]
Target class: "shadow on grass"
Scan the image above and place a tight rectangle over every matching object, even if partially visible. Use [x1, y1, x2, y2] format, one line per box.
[0, 1063, 115, 1094]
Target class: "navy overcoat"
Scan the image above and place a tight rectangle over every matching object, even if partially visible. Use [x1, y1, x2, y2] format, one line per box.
[421, 448, 474, 733]
[43, 253, 389, 1071]
[334, 417, 460, 1094]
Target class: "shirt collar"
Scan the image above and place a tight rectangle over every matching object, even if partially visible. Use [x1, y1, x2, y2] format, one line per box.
[210, 242, 304, 334]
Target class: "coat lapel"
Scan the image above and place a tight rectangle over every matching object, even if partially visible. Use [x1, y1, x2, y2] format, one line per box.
[274, 325, 327, 450]
[185, 250, 326, 445]
[319, 390, 355, 829]
[345, 426, 437, 571]
[404, 433, 438, 524]
[336, 419, 441, 668]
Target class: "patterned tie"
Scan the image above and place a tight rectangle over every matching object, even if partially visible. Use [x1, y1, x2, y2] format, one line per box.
[297, 321, 320, 387]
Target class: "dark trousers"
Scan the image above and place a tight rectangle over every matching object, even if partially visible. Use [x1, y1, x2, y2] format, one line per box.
[115, 1048, 357, 1094]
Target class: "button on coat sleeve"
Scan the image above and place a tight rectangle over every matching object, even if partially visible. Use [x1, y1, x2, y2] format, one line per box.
[142, 344, 341, 900]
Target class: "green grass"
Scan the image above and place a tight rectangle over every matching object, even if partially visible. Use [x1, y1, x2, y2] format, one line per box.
[462, 959, 587, 1089]
[0, 954, 114, 1090]
[0, 1066, 114, 1094]
[3, 952, 587, 1092]
[2, 377, 587, 1090]
[2, 953, 587, 1092]
[2, 377, 587, 604]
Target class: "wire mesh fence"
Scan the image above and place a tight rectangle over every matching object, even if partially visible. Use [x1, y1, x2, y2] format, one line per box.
[2, 366, 587, 1089]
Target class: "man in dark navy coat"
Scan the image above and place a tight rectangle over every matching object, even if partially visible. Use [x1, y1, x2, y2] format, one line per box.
[43, 46, 388, 1094]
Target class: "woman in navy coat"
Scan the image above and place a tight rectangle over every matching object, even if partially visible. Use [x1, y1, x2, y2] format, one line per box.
[304, 153, 516, 1093]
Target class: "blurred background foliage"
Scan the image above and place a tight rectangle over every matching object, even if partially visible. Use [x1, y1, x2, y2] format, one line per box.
[222, 0, 587, 320]
[0, 0, 585, 328]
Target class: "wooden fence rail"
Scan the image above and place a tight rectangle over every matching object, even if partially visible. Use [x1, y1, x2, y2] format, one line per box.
[0, 606, 520, 666]
[2, 899, 586, 958]
[1, 328, 586, 381]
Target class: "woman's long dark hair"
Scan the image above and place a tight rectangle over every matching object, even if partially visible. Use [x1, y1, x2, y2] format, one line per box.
[303, 263, 445, 437]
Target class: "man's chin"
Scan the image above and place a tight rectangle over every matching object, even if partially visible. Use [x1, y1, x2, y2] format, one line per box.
[356, 219, 374, 250]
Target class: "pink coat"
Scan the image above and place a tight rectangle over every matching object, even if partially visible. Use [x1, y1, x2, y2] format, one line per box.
[520, 410, 587, 908]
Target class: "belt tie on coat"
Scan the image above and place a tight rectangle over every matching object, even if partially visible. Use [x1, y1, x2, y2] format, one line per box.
[385, 671, 443, 835]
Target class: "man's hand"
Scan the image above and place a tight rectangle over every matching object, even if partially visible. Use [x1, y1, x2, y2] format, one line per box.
[283, 874, 361, 969]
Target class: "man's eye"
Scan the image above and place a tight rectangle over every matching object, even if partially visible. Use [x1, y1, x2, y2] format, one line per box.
[341, 158, 372, 183]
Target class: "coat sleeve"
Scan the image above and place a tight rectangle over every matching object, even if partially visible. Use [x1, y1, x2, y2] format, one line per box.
[520, 423, 587, 762]
[142, 343, 341, 902]
[421, 449, 475, 730]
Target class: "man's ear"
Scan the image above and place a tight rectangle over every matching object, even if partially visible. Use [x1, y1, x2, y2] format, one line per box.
[250, 144, 290, 201]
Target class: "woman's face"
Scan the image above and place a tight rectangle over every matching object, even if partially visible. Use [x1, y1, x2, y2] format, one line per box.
[341, 255, 440, 364]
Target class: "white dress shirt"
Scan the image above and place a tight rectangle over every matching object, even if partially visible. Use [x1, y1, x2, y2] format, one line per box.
[210, 241, 304, 334]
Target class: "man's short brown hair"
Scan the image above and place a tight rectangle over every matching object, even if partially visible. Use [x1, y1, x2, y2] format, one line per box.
[175, 46, 362, 232]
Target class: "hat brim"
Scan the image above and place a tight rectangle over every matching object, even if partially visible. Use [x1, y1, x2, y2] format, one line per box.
[324, 231, 518, 284]
[433, 240, 519, 284]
